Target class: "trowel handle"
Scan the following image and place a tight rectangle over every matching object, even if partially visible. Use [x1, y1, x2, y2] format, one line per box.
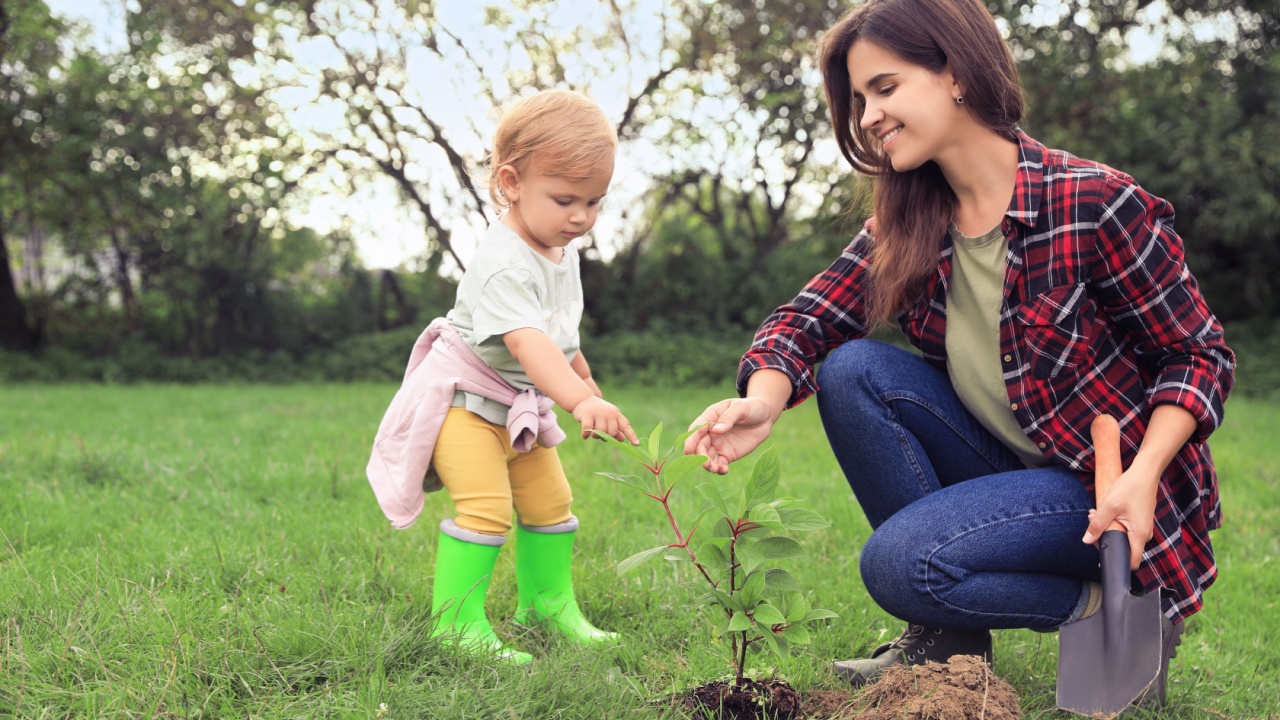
[1090, 414, 1126, 533]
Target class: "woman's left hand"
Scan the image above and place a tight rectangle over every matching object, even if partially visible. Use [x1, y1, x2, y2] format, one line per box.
[1081, 456, 1160, 570]
[1081, 405, 1198, 570]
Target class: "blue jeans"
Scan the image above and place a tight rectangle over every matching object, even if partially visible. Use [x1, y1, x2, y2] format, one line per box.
[816, 340, 1101, 630]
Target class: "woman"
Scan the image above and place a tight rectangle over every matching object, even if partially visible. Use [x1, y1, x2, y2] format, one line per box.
[683, 0, 1233, 705]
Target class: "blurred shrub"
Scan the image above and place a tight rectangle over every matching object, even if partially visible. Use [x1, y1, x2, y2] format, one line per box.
[3, 321, 1275, 399]
[1225, 319, 1280, 400]
[584, 326, 753, 387]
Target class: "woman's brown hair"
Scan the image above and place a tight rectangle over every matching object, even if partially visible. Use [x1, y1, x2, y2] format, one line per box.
[819, 0, 1024, 325]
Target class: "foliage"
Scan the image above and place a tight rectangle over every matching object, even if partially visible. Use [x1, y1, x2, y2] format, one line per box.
[596, 423, 836, 687]
[999, 0, 1280, 320]
[582, 327, 752, 387]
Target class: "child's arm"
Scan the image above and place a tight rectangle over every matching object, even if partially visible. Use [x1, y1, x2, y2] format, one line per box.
[570, 349, 603, 399]
[504, 328, 638, 444]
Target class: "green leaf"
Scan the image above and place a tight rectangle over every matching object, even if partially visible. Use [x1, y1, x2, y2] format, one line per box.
[781, 624, 812, 645]
[764, 569, 800, 592]
[700, 588, 734, 610]
[735, 540, 764, 575]
[740, 571, 766, 606]
[696, 539, 729, 567]
[616, 545, 669, 576]
[802, 608, 839, 622]
[593, 430, 653, 466]
[777, 507, 830, 531]
[751, 602, 787, 626]
[696, 482, 734, 523]
[759, 624, 785, 656]
[597, 472, 653, 495]
[755, 536, 804, 560]
[747, 504, 781, 528]
[745, 446, 780, 508]
[660, 453, 707, 488]
[727, 612, 752, 632]
[663, 547, 687, 562]
[647, 422, 663, 462]
[783, 592, 810, 623]
[675, 424, 705, 451]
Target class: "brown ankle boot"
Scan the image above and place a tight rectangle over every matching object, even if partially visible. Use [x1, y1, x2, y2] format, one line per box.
[833, 623, 994, 687]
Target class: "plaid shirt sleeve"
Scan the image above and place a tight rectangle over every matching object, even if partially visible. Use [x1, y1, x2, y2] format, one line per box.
[1091, 176, 1235, 440]
[736, 226, 876, 405]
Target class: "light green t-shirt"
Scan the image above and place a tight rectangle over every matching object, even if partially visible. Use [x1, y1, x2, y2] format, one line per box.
[944, 224, 1049, 468]
[445, 219, 583, 425]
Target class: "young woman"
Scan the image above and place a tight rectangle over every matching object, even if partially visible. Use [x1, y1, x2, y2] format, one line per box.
[368, 90, 638, 664]
[684, 0, 1233, 705]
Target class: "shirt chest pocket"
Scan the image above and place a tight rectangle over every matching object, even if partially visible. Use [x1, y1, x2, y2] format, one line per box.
[1015, 284, 1101, 380]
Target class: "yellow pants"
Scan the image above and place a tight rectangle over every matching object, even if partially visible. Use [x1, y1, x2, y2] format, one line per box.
[431, 407, 573, 536]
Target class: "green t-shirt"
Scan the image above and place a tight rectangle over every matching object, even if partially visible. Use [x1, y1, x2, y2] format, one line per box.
[944, 224, 1050, 468]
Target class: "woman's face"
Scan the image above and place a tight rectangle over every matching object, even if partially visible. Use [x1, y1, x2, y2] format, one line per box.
[847, 40, 964, 172]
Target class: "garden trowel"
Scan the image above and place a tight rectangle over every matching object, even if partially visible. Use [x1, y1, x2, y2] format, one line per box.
[1056, 414, 1165, 718]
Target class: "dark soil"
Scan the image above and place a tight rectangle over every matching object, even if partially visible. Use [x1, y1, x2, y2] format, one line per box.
[669, 655, 1021, 720]
[683, 677, 802, 720]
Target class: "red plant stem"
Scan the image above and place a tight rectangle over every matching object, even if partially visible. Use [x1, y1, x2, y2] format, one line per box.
[651, 466, 717, 587]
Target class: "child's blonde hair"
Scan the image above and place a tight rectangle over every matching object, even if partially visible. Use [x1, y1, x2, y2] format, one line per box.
[486, 89, 617, 209]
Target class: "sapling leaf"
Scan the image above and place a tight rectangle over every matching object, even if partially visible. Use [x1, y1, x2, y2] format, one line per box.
[747, 503, 781, 528]
[777, 507, 831, 531]
[593, 430, 654, 466]
[700, 588, 733, 609]
[802, 609, 839, 622]
[696, 482, 734, 523]
[744, 446, 781, 508]
[727, 612, 753, 633]
[697, 539, 729, 567]
[764, 568, 800, 592]
[740, 571, 766, 607]
[660, 453, 707, 488]
[783, 592, 810, 623]
[647, 422, 663, 463]
[598, 472, 654, 496]
[663, 547, 687, 562]
[752, 602, 787, 626]
[781, 624, 812, 644]
[735, 539, 764, 575]
[617, 545, 670, 575]
[758, 626, 781, 656]
[755, 536, 805, 560]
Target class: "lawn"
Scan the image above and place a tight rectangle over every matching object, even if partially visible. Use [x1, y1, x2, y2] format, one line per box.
[1, 383, 1277, 718]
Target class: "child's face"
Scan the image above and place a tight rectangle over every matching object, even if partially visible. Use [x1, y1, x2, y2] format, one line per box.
[500, 162, 613, 256]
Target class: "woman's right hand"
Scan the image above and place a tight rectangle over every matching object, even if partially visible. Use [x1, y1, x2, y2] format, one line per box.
[683, 397, 778, 474]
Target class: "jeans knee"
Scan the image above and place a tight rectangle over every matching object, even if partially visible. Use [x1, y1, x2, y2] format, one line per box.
[859, 526, 925, 618]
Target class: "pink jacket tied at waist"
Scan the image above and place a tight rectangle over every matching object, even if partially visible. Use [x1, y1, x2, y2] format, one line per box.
[366, 317, 566, 529]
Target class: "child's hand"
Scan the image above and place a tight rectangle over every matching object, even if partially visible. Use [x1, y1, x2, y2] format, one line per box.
[572, 396, 639, 445]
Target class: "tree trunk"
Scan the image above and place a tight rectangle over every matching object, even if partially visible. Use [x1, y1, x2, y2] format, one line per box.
[0, 217, 41, 350]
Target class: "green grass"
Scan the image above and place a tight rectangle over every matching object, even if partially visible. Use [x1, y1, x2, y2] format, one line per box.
[1, 383, 1277, 719]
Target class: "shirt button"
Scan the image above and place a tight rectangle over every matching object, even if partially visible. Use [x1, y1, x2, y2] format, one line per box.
[1010, 403, 1019, 411]
[1003, 354, 1012, 363]
[1039, 441, 1047, 449]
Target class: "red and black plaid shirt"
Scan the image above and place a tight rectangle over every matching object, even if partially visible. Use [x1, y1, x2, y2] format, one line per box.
[740, 131, 1235, 622]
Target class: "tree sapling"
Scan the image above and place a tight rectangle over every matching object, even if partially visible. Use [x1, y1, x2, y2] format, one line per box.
[596, 424, 837, 694]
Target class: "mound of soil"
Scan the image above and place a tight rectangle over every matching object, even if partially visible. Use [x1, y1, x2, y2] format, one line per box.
[857, 655, 1021, 720]
[683, 677, 802, 720]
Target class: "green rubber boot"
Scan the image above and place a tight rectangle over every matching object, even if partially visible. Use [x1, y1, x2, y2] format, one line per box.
[430, 519, 532, 665]
[512, 516, 618, 644]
